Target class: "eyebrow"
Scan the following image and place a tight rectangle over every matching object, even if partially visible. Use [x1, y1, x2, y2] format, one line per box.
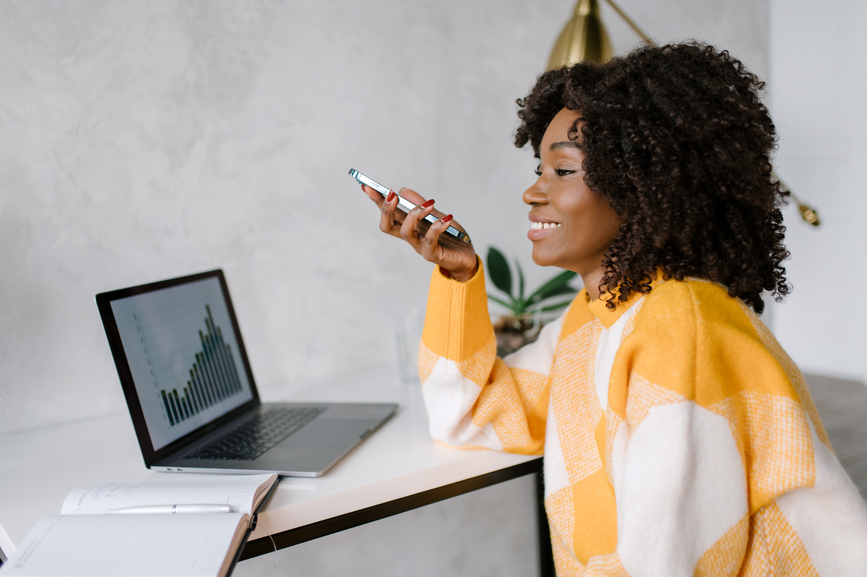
[550, 141, 580, 151]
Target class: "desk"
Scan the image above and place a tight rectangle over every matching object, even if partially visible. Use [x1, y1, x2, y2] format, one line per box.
[0, 367, 552, 575]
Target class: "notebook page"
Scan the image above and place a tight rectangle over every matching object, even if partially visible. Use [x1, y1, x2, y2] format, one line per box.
[0, 513, 246, 577]
[60, 474, 275, 516]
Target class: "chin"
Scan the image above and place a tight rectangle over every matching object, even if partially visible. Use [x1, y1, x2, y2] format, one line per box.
[530, 247, 558, 268]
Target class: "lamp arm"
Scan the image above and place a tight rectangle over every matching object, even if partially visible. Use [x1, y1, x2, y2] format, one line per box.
[603, 0, 656, 46]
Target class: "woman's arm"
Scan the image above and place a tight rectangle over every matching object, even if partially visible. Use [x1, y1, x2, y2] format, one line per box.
[417, 263, 562, 454]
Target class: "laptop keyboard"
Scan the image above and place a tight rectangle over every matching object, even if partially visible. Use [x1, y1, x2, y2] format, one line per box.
[188, 406, 326, 461]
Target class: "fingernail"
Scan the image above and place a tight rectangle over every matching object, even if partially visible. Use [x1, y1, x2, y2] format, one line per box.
[441, 214, 453, 223]
[387, 190, 396, 202]
[361, 184, 366, 192]
[421, 199, 435, 208]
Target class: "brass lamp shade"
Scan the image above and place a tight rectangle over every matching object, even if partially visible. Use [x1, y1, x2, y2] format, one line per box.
[547, 0, 613, 69]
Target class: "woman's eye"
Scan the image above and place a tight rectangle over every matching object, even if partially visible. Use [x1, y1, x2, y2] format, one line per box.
[534, 164, 542, 176]
[555, 168, 575, 177]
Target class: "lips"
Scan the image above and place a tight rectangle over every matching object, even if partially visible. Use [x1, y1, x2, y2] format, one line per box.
[528, 215, 561, 240]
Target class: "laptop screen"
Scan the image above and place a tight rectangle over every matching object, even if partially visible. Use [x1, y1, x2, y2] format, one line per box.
[109, 276, 255, 451]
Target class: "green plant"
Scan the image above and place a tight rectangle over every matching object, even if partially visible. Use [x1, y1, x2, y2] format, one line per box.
[486, 247, 579, 318]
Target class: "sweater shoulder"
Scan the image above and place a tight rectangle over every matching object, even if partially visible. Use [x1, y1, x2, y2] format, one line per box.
[620, 278, 781, 404]
[635, 278, 756, 338]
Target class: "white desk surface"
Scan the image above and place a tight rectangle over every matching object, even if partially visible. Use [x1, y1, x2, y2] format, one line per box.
[0, 366, 539, 557]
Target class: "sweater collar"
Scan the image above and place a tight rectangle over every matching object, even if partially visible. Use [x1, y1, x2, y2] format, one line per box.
[582, 272, 664, 329]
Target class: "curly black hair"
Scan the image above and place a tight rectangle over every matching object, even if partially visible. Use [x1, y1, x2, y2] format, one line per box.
[515, 42, 789, 314]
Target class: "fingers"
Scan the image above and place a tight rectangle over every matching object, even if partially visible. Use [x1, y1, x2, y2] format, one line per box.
[362, 184, 392, 213]
[378, 189, 403, 237]
[400, 187, 445, 219]
[396, 187, 425, 205]
[400, 197, 436, 249]
[363, 184, 425, 240]
[364, 184, 469, 274]
[419, 214, 478, 281]
[419, 213, 450, 260]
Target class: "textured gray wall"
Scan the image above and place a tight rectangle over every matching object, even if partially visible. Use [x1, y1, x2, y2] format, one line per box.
[0, 2, 768, 574]
[0, 0, 768, 436]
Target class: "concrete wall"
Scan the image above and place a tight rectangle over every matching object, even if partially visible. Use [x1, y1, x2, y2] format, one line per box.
[0, 0, 769, 436]
[768, 0, 867, 384]
[0, 0, 564, 434]
[0, 1, 769, 575]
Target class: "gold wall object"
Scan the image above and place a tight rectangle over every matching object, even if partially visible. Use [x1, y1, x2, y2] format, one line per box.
[547, 0, 613, 69]
[778, 178, 820, 226]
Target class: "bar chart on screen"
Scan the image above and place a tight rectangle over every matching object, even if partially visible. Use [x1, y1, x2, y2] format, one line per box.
[134, 303, 244, 428]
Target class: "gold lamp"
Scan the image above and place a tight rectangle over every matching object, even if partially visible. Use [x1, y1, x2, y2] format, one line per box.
[547, 0, 614, 68]
[548, 0, 820, 226]
[548, 0, 654, 70]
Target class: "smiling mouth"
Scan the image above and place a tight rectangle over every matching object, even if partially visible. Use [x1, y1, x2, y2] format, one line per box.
[530, 222, 561, 230]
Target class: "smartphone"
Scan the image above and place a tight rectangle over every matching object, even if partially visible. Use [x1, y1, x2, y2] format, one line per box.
[349, 168, 471, 244]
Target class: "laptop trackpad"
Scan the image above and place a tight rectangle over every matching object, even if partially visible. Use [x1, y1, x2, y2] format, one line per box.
[280, 418, 375, 449]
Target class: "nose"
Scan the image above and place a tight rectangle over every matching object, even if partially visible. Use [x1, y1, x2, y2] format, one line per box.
[523, 178, 547, 206]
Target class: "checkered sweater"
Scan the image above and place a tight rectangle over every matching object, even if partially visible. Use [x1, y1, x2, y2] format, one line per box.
[419, 264, 867, 576]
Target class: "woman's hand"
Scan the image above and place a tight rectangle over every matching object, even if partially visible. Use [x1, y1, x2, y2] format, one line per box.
[362, 184, 478, 282]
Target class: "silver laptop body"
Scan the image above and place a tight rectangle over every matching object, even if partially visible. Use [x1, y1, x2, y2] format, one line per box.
[96, 269, 396, 477]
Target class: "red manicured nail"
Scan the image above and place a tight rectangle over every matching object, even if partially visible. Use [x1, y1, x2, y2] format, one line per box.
[441, 214, 453, 223]
[421, 199, 435, 208]
[387, 190, 396, 202]
[361, 184, 365, 191]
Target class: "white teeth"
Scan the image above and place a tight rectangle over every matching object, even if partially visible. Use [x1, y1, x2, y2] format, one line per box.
[530, 222, 561, 230]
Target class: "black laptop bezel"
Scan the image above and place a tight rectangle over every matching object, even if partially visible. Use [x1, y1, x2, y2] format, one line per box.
[95, 269, 261, 468]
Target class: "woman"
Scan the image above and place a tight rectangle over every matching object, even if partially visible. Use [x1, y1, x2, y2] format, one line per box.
[363, 42, 867, 576]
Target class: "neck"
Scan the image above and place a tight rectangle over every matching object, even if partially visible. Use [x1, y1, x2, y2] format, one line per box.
[581, 267, 606, 301]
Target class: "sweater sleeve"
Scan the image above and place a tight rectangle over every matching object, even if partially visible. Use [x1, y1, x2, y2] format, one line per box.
[605, 280, 867, 577]
[417, 263, 561, 455]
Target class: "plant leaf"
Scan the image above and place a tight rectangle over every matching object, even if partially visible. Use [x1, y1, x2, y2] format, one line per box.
[487, 294, 519, 315]
[486, 247, 512, 298]
[538, 299, 576, 313]
[526, 269, 577, 303]
[516, 260, 525, 302]
[528, 285, 577, 305]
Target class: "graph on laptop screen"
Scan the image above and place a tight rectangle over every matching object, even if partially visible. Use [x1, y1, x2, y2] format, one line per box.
[110, 277, 254, 450]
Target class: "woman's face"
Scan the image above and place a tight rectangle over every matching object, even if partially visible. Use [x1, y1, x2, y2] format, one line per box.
[523, 107, 621, 277]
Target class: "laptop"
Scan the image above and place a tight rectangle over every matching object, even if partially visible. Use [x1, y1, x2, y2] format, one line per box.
[96, 269, 397, 477]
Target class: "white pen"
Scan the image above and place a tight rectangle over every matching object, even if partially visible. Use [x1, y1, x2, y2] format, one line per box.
[104, 504, 233, 514]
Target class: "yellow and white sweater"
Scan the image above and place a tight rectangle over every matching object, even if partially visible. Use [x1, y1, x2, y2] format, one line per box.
[419, 264, 867, 576]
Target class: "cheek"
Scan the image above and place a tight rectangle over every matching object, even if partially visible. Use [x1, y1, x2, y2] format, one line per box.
[598, 205, 621, 241]
[564, 194, 619, 244]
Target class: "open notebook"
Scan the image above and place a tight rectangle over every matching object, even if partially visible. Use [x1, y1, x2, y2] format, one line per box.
[0, 474, 278, 577]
